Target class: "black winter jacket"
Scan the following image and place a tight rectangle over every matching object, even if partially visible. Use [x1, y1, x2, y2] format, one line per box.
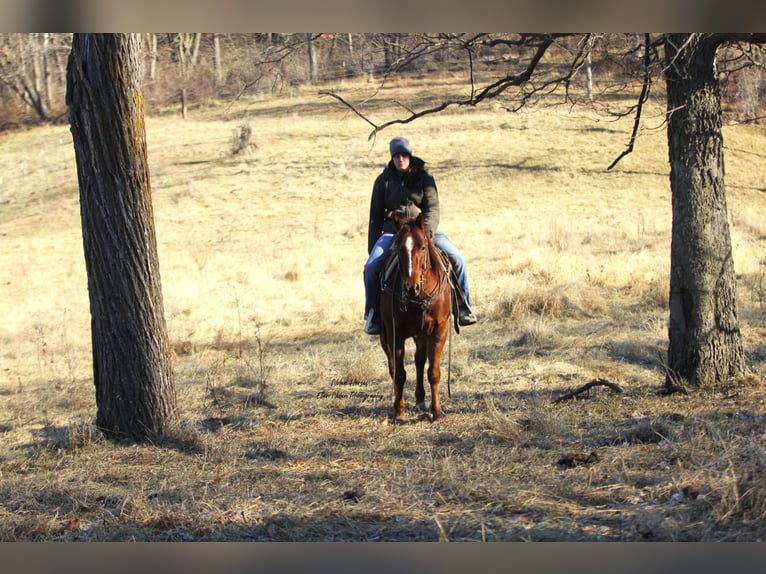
[367, 156, 440, 254]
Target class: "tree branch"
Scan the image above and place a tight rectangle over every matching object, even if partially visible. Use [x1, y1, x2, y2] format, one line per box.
[321, 34, 558, 140]
[318, 90, 379, 131]
[553, 378, 625, 403]
[607, 33, 652, 170]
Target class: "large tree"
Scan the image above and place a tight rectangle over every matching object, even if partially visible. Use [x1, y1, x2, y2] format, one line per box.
[323, 33, 766, 391]
[663, 34, 756, 388]
[66, 33, 177, 441]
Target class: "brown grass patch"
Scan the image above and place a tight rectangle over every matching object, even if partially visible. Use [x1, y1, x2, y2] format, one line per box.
[1, 78, 766, 541]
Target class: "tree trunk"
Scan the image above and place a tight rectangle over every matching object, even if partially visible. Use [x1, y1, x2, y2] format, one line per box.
[213, 33, 222, 87]
[147, 33, 157, 80]
[180, 86, 188, 119]
[178, 33, 190, 119]
[664, 34, 745, 388]
[66, 33, 177, 441]
[307, 33, 318, 85]
[42, 33, 52, 110]
[190, 32, 201, 67]
[384, 35, 393, 69]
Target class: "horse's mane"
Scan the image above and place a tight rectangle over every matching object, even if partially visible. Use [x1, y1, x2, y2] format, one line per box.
[426, 232, 443, 272]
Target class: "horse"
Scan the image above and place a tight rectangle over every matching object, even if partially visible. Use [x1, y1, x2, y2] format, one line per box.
[379, 212, 453, 422]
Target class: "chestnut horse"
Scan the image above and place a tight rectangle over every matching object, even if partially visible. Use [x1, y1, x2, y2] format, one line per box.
[379, 212, 452, 422]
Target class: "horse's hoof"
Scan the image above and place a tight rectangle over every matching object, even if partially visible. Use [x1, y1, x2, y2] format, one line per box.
[432, 411, 444, 422]
[414, 402, 427, 413]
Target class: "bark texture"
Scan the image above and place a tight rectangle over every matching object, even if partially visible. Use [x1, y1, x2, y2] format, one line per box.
[664, 34, 744, 388]
[67, 34, 177, 440]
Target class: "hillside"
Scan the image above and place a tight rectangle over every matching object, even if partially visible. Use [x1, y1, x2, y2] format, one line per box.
[1, 80, 766, 541]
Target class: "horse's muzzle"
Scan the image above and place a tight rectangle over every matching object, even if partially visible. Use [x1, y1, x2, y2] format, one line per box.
[406, 283, 420, 298]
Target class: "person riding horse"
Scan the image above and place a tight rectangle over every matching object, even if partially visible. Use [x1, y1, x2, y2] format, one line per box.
[363, 136, 476, 335]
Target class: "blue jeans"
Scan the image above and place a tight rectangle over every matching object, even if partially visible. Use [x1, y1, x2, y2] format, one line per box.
[363, 230, 472, 318]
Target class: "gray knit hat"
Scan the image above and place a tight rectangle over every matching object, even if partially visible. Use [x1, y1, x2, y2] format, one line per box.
[389, 136, 412, 157]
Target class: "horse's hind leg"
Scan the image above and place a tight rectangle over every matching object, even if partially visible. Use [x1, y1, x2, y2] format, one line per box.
[414, 336, 427, 412]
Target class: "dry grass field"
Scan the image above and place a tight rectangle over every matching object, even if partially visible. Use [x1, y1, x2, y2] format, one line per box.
[1, 77, 766, 541]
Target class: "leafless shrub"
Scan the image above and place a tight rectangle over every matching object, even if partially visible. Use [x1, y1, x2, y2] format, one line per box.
[232, 122, 258, 155]
[498, 286, 607, 323]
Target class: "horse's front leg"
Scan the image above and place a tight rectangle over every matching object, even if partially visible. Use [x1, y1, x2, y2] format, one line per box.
[427, 334, 446, 421]
[392, 337, 407, 422]
[414, 336, 427, 413]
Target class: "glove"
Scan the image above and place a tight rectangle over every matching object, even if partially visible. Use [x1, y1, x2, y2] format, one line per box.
[393, 203, 421, 219]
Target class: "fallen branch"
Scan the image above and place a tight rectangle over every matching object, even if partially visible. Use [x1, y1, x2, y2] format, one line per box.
[553, 378, 625, 403]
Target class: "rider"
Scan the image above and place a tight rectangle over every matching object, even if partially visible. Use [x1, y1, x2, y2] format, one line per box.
[363, 135, 476, 335]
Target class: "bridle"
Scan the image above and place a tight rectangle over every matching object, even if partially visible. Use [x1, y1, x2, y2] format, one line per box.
[396, 232, 448, 312]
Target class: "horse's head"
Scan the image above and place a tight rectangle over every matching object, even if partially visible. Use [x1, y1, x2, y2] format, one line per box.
[392, 212, 430, 298]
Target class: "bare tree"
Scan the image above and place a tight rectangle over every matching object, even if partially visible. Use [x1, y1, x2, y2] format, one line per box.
[67, 33, 177, 441]
[307, 33, 318, 84]
[0, 33, 72, 122]
[1, 33, 413, 128]
[322, 32, 766, 391]
[213, 33, 223, 87]
[383, 34, 400, 69]
[144, 33, 158, 80]
[177, 33, 195, 119]
[662, 34, 763, 388]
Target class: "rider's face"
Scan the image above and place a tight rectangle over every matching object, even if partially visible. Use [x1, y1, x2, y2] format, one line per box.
[392, 152, 410, 172]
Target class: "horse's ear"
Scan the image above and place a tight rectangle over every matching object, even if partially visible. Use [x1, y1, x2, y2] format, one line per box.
[392, 213, 403, 229]
[416, 212, 426, 229]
